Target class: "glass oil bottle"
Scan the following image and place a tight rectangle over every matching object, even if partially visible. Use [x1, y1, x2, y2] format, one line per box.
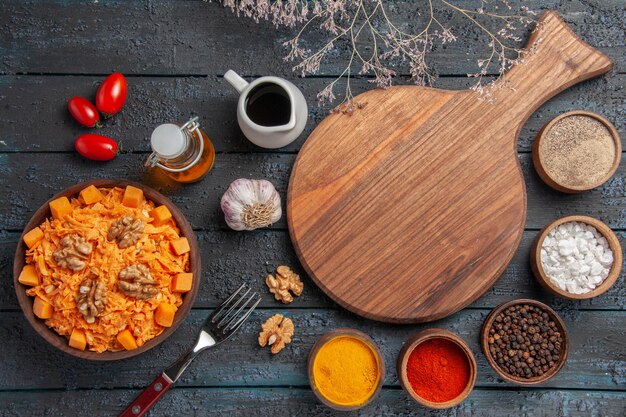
[145, 116, 215, 183]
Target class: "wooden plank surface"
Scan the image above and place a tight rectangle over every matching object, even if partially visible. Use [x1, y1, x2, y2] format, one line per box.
[286, 11, 613, 323]
[1, 309, 624, 390]
[2, 388, 625, 417]
[0, 0, 624, 415]
[0, 74, 623, 153]
[1, 0, 624, 76]
[1, 153, 625, 230]
[1, 230, 624, 311]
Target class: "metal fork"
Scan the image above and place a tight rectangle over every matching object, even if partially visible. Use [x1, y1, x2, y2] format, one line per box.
[119, 284, 261, 417]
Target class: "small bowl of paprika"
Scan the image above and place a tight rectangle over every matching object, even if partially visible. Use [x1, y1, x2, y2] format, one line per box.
[397, 328, 477, 409]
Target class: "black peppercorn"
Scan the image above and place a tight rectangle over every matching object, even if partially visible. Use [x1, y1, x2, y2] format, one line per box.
[487, 304, 564, 379]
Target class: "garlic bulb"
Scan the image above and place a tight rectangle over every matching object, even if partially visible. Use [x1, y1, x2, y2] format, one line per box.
[221, 178, 282, 231]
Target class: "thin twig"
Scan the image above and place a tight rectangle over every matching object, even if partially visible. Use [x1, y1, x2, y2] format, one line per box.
[218, 0, 537, 112]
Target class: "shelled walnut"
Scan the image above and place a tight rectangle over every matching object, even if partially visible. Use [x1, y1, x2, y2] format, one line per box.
[266, 265, 304, 304]
[108, 215, 144, 248]
[76, 274, 108, 324]
[258, 314, 294, 354]
[118, 264, 158, 300]
[53, 234, 93, 271]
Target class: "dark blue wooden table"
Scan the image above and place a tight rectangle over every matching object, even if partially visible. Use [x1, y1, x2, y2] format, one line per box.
[0, 1, 624, 416]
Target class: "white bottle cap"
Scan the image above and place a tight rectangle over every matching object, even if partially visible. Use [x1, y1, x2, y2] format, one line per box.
[150, 123, 186, 158]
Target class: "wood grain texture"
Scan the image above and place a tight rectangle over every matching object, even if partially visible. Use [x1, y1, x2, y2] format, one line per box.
[1, 230, 623, 311]
[2, 388, 625, 417]
[0, 74, 622, 154]
[0, 309, 623, 391]
[288, 12, 614, 323]
[12, 180, 201, 360]
[0, 1, 624, 414]
[1, 153, 626, 231]
[1, 0, 624, 76]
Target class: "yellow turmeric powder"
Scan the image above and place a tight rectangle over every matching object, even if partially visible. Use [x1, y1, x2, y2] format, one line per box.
[312, 336, 380, 406]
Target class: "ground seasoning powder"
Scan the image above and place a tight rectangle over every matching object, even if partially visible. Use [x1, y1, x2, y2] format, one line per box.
[312, 336, 380, 406]
[539, 115, 616, 187]
[406, 338, 470, 403]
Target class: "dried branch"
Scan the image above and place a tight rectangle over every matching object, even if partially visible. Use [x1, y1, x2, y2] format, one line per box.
[217, 0, 537, 112]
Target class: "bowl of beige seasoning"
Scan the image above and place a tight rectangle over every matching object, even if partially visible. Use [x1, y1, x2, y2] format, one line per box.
[532, 110, 621, 193]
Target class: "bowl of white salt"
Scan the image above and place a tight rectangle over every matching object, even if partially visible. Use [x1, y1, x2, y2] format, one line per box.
[531, 215, 622, 299]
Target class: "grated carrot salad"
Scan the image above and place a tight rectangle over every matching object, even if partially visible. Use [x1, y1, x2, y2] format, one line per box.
[24, 187, 188, 352]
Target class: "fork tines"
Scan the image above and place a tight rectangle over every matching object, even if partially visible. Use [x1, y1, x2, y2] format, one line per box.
[210, 284, 261, 334]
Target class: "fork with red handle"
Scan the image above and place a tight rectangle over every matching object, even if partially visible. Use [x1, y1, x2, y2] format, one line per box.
[119, 284, 261, 417]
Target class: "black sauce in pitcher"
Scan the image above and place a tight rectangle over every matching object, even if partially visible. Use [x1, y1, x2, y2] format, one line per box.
[245, 83, 292, 126]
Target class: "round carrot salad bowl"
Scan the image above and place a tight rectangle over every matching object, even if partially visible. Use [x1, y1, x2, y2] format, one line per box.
[13, 179, 201, 360]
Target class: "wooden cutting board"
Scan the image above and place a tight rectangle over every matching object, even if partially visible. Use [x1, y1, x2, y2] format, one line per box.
[287, 11, 613, 323]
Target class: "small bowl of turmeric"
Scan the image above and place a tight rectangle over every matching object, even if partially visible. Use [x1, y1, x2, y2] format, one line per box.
[397, 328, 477, 409]
[308, 328, 385, 411]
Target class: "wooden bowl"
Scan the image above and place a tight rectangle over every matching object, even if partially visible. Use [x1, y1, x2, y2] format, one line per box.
[13, 179, 201, 361]
[532, 110, 621, 193]
[308, 328, 385, 411]
[397, 328, 477, 409]
[481, 299, 568, 385]
[530, 215, 622, 299]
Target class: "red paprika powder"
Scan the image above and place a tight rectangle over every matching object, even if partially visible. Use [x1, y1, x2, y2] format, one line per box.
[406, 338, 470, 403]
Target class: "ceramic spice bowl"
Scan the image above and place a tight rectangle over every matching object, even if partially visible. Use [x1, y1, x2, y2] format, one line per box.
[482, 299, 568, 385]
[397, 328, 477, 409]
[532, 110, 621, 193]
[530, 215, 622, 300]
[308, 328, 385, 411]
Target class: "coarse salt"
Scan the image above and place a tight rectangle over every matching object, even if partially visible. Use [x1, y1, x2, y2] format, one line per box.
[540, 221, 613, 294]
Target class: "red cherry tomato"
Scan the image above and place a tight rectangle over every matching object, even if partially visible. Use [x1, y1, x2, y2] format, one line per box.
[74, 134, 118, 161]
[96, 73, 127, 117]
[68, 97, 101, 127]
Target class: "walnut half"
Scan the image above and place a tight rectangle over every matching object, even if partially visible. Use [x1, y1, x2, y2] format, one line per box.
[108, 215, 144, 249]
[76, 274, 108, 324]
[258, 314, 294, 354]
[53, 234, 92, 271]
[118, 264, 158, 300]
[266, 265, 304, 304]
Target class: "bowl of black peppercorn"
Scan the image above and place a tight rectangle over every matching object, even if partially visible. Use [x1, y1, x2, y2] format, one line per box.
[481, 299, 568, 385]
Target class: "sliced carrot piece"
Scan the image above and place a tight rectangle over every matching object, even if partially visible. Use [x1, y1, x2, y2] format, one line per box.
[69, 328, 87, 351]
[122, 186, 143, 208]
[116, 329, 138, 350]
[23, 227, 44, 249]
[150, 205, 172, 226]
[79, 185, 103, 205]
[170, 237, 190, 255]
[33, 296, 53, 319]
[18, 265, 39, 286]
[155, 303, 177, 327]
[49, 197, 72, 220]
[170, 273, 193, 293]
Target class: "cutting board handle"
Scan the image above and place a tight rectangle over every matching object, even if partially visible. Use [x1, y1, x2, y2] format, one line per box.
[501, 11, 613, 107]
